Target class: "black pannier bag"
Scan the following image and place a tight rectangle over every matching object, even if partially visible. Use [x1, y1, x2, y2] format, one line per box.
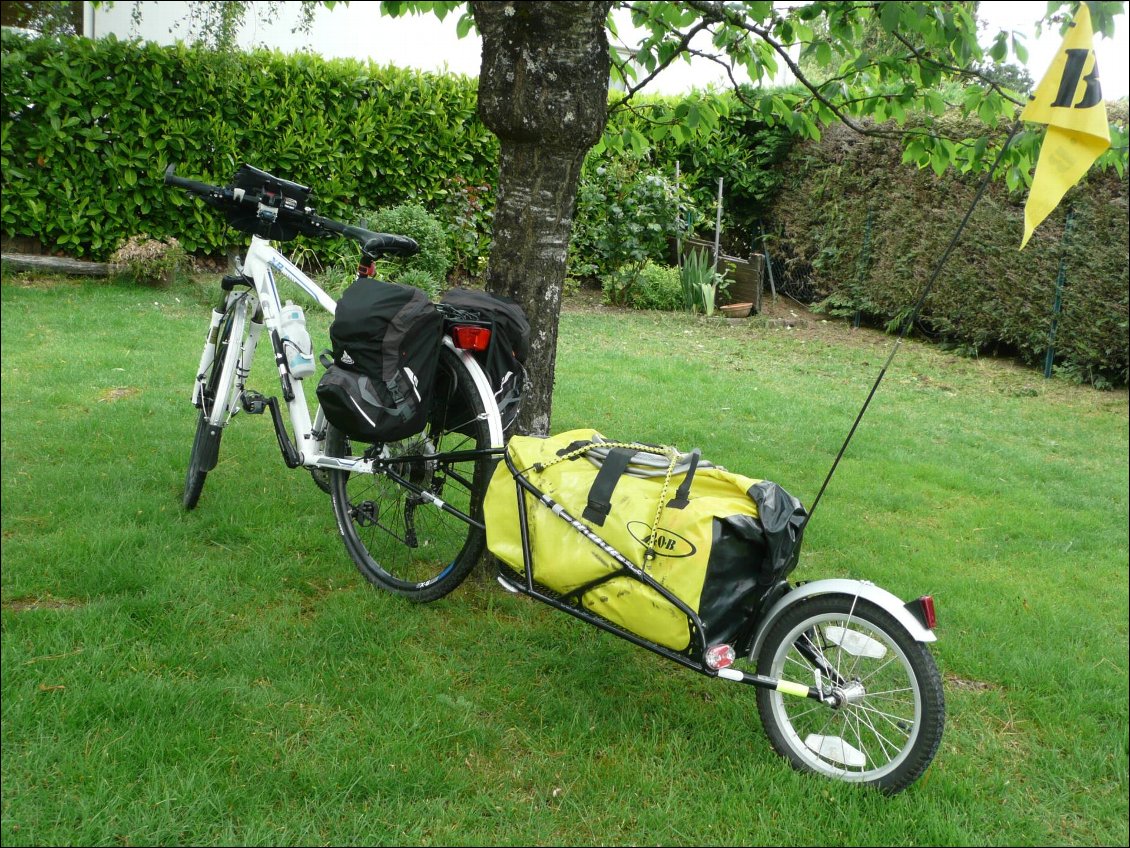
[316, 277, 443, 442]
[439, 288, 530, 433]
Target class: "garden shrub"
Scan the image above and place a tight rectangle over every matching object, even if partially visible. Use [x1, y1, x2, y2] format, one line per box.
[437, 175, 493, 282]
[108, 234, 188, 286]
[767, 118, 1129, 387]
[0, 30, 496, 265]
[394, 267, 444, 300]
[624, 261, 683, 311]
[599, 88, 794, 253]
[360, 202, 452, 286]
[572, 158, 692, 305]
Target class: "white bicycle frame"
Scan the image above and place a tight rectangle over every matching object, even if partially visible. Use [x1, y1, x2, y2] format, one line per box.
[192, 235, 505, 477]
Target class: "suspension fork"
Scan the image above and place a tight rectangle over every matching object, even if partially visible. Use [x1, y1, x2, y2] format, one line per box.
[192, 308, 225, 407]
[192, 276, 256, 408]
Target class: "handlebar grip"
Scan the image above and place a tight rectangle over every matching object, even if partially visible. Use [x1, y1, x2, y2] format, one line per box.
[351, 229, 420, 258]
[164, 164, 225, 197]
[308, 217, 420, 257]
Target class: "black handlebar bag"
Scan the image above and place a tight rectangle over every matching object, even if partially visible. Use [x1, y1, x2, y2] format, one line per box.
[213, 164, 318, 241]
[317, 277, 443, 442]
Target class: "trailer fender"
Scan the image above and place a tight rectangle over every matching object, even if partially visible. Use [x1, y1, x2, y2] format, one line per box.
[748, 578, 937, 663]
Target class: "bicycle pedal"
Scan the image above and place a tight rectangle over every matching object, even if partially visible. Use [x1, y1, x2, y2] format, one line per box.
[240, 391, 269, 414]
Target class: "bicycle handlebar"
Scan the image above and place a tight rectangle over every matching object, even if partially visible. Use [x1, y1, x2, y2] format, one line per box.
[163, 164, 420, 258]
[164, 164, 229, 199]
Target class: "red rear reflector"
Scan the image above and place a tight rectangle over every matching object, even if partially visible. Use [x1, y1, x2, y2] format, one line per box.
[918, 595, 937, 629]
[704, 643, 736, 670]
[451, 325, 491, 351]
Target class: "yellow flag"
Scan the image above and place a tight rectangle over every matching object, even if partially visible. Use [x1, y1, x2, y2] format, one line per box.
[1019, 3, 1110, 249]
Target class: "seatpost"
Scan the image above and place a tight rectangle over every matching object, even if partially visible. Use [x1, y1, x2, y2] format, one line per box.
[357, 254, 376, 278]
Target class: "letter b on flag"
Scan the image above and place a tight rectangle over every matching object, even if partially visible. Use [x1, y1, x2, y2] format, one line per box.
[1049, 48, 1103, 109]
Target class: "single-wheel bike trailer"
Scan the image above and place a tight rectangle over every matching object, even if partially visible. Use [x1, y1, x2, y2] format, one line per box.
[482, 432, 946, 795]
[167, 161, 945, 795]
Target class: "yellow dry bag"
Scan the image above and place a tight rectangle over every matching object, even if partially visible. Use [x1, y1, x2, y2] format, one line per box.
[484, 429, 806, 652]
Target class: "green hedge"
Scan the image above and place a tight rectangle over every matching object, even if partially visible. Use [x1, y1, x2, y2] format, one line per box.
[0, 30, 497, 260]
[0, 32, 788, 265]
[767, 119, 1129, 387]
[3, 31, 1126, 384]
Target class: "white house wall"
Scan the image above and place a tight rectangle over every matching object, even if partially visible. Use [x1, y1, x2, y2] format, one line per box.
[83, 1, 751, 93]
[83, 2, 1128, 99]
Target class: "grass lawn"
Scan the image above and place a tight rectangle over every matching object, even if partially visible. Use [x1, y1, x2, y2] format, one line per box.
[2, 271, 1127, 846]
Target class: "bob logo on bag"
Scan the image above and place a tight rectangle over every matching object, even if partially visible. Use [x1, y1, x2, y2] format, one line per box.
[627, 521, 696, 558]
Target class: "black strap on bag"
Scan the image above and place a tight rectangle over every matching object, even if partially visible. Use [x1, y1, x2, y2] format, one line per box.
[667, 449, 701, 510]
[557, 439, 596, 457]
[582, 448, 638, 526]
[580, 445, 702, 525]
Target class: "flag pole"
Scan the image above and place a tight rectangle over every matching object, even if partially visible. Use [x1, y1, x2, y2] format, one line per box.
[1043, 206, 1075, 378]
[802, 117, 1024, 528]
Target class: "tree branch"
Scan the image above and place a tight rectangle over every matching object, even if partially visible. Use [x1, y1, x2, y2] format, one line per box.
[681, 0, 884, 134]
[886, 29, 1027, 108]
[608, 12, 714, 111]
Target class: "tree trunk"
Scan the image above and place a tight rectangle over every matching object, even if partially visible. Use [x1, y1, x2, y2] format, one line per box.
[472, 0, 613, 436]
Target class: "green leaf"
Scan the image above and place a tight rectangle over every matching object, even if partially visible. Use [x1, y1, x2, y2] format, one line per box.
[902, 139, 927, 167]
[929, 145, 951, 177]
[815, 41, 833, 69]
[988, 36, 1008, 64]
[879, 2, 902, 33]
[1012, 35, 1028, 65]
[747, 1, 773, 21]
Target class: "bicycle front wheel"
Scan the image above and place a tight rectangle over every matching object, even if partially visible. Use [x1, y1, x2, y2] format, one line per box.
[184, 302, 245, 510]
[183, 410, 222, 510]
[754, 594, 945, 794]
[327, 345, 494, 602]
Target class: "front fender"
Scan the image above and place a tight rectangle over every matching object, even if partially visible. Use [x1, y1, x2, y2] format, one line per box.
[748, 578, 937, 662]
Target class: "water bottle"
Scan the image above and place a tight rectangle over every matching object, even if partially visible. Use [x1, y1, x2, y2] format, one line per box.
[279, 300, 315, 379]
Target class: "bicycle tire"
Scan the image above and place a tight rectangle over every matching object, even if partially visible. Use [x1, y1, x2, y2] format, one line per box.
[183, 304, 243, 509]
[754, 594, 945, 794]
[327, 345, 494, 602]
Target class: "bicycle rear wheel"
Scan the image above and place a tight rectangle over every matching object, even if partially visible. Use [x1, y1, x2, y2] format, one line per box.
[327, 345, 494, 602]
[184, 302, 245, 509]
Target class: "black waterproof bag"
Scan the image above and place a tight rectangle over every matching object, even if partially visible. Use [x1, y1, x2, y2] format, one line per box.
[316, 277, 443, 442]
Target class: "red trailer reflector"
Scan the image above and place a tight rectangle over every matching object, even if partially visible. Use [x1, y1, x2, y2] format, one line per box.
[704, 643, 736, 670]
[918, 595, 937, 629]
[451, 325, 491, 351]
